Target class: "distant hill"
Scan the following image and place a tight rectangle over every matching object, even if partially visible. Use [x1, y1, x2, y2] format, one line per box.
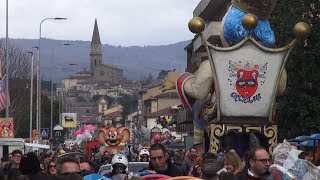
[8, 38, 190, 81]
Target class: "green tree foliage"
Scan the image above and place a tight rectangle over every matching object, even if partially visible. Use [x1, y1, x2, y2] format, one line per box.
[271, 0, 320, 140]
[157, 70, 170, 80]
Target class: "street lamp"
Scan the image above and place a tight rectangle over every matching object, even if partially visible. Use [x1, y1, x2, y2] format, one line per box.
[32, 47, 39, 136]
[37, 17, 67, 142]
[51, 43, 73, 139]
[27, 51, 34, 142]
[58, 63, 78, 125]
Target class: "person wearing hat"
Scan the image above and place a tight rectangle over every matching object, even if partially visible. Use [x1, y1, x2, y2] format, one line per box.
[3, 149, 23, 175]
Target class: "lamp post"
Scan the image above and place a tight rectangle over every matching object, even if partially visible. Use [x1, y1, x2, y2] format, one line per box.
[58, 63, 78, 125]
[37, 17, 66, 141]
[27, 51, 34, 142]
[51, 43, 73, 139]
[5, 0, 9, 120]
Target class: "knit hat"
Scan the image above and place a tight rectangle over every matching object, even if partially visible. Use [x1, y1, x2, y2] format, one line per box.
[19, 152, 41, 176]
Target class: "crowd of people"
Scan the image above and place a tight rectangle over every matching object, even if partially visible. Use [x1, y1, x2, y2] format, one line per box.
[0, 143, 319, 180]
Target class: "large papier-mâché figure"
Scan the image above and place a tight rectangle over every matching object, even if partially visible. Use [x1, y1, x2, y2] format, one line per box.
[162, 0, 287, 145]
[98, 127, 130, 155]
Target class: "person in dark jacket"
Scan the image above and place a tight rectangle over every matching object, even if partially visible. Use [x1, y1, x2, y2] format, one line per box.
[3, 149, 23, 175]
[237, 147, 273, 180]
[144, 143, 183, 177]
[181, 147, 197, 175]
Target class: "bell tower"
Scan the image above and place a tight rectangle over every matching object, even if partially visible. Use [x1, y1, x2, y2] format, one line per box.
[90, 18, 102, 74]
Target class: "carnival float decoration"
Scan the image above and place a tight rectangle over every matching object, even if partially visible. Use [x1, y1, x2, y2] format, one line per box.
[74, 124, 95, 145]
[156, 115, 176, 130]
[152, 131, 176, 149]
[98, 127, 130, 155]
[270, 140, 320, 179]
[162, 0, 310, 154]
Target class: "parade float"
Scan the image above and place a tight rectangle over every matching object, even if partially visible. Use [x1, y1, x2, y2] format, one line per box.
[98, 126, 131, 155]
[162, 1, 311, 155]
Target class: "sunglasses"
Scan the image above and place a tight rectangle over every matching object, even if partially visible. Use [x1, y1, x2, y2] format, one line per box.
[49, 164, 56, 168]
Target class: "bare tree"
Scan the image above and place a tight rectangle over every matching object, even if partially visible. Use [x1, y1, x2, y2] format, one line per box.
[0, 40, 32, 137]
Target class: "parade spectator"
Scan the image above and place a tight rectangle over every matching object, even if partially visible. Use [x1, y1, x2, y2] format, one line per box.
[47, 159, 57, 175]
[19, 152, 48, 179]
[172, 149, 184, 167]
[217, 148, 226, 161]
[57, 156, 81, 176]
[40, 161, 46, 172]
[103, 150, 112, 163]
[191, 165, 202, 178]
[144, 143, 182, 176]
[181, 147, 197, 175]
[139, 149, 150, 162]
[40, 153, 51, 171]
[3, 149, 23, 175]
[110, 154, 128, 179]
[201, 158, 223, 179]
[224, 151, 243, 175]
[80, 160, 94, 176]
[237, 147, 273, 180]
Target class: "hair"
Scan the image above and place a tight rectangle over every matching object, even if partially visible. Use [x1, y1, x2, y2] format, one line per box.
[201, 159, 224, 179]
[191, 165, 202, 177]
[202, 152, 217, 161]
[246, 147, 266, 168]
[150, 143, 167, 155]
[19, 152, 41, 176]
[224, 152, 242, 174]
[40, 153, 51, 162]
[189, 146, 197, 152]
[56, 156, 80, 175]
[80, 160, 94, 175]
[11, 149, 23, 156]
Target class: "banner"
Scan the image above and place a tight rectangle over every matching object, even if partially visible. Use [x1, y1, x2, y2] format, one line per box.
[61, 113, 77, 128]
[0, 118, 14, 138]
[209, 41, 289, 117]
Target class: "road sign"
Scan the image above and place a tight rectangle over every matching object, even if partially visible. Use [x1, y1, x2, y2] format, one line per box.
[40, 128, 49, 137]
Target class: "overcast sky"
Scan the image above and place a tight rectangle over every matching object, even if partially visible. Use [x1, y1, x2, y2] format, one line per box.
[0, 0, 199, 46]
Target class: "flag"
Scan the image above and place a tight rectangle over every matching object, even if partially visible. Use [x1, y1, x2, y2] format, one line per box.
[0, 74, 9, 112]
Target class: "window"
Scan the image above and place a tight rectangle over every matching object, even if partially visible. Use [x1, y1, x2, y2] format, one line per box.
[100, 71, 105, 76]
[86, 109, 90, 113]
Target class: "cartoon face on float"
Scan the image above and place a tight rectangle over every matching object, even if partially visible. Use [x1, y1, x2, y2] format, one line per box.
[236, 69, 259, 98]
[107, 127, 122, 146]
[98, 127, 130, 147]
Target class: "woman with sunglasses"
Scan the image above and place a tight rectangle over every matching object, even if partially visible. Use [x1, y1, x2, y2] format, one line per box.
[47, 159, 57, 175]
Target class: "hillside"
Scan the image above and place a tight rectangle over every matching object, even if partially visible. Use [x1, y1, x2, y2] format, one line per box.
[8, 38, 189, 81]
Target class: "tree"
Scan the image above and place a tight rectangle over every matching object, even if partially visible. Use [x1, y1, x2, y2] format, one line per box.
[157, 70, 170, 80]
[271, 0, 320, 140]
[0, 40, 59, 137]
[0, 40, 31, 137]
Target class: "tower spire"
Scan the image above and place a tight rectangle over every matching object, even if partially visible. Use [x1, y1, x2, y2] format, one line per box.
[91, 18, 101, 45]
[90, 18, 102, 73]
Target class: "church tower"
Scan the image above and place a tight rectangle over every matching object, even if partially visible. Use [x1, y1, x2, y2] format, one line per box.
[90, 19, 102, 74]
